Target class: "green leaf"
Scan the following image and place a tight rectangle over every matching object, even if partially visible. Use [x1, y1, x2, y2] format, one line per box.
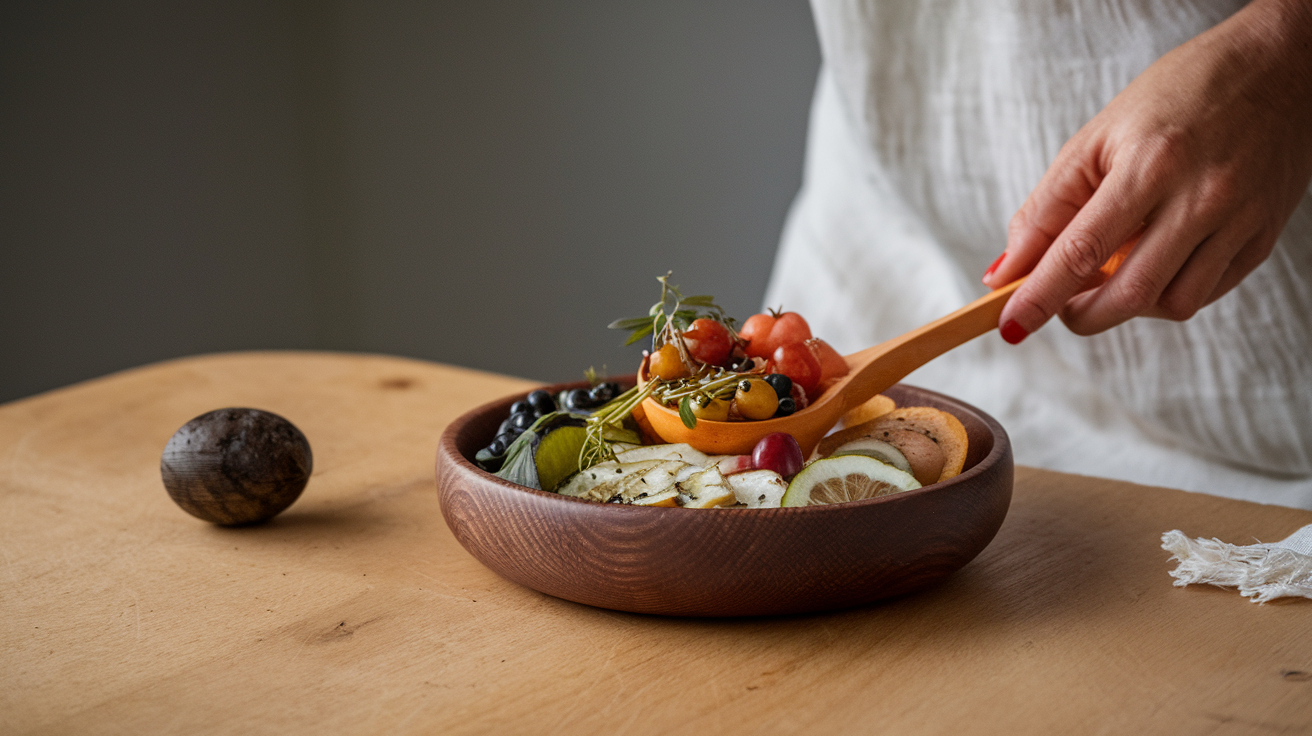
[680, 295, 716, 307]
[622, 323, 653, 346]
[495, 431, 541, 490]
[678, 396, 698, 429]
[608, 316, 652, 330]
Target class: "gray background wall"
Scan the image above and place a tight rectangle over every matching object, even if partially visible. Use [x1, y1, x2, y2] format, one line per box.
[0, 1, 820, 403]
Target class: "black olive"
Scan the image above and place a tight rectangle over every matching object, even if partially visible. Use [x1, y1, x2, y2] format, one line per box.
[509, 412, 535, 431]
[565, 388, 594, 410]
[509, 400, 532, 416]
[475, 446, 504, 472]
[527, 389, 556, 414]
[775, 397, 797, 417]
[588, 385, 614, 405]
[487, 436, 508, 456]
[161, 408, 311, 526]
[765, 374, 793, 400]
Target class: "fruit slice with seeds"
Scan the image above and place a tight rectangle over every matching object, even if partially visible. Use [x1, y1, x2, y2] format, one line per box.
[781, 455, 920, 507]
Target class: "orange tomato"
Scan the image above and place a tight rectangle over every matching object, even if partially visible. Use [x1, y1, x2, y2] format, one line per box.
[740, 311, 812, 359]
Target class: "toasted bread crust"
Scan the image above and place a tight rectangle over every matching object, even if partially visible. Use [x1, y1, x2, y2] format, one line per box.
[840, 393, 897, 430]
[819, 407, 968, 483]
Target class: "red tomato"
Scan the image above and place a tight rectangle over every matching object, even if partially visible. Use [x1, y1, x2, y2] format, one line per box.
[681, 318, 733, 366]
[805, 338, 849, 382]
[741, 311, 812, 359]
[769, 342, 821, 396]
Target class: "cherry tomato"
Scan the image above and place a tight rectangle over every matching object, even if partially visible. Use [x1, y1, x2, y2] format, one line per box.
[752, 433, 804, 478]
[770, 342, 821, 396]
[648, 343, 689, 380]
[738, 313, 775, 356]
[681, 318, 733, 366]
[805, 338, 849, 382]
[733, 378, 778, 420]
[741, 310, 812, 359]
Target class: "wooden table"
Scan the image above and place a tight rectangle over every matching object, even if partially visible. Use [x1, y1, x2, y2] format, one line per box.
[3, 352, 1309, 735]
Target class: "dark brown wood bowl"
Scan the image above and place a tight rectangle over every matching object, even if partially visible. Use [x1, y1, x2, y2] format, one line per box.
[436, 379, 1012, 617]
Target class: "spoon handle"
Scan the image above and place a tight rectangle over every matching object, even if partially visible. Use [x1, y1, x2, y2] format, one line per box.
[839, 277, 1026, 412]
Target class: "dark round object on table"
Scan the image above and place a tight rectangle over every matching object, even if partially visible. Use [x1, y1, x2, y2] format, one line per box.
[161, 408, 312, 526]
[509, 411, 535, 431]
[509, 400, 532, 417]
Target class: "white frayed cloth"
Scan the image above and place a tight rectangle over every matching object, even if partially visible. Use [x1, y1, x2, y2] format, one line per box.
[1162, 524, 1312, 603]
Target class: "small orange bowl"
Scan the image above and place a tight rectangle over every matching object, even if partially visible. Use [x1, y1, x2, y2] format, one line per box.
[436, 379, 1012, 617]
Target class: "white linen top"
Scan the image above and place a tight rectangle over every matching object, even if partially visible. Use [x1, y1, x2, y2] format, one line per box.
[766, 0, 1312, 508]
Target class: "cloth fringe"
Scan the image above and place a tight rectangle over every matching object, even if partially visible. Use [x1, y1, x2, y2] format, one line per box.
[1162, 524, 1312, 604]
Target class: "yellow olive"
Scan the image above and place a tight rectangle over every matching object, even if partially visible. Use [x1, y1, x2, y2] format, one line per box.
[691, 395, 731, 421]
[734, 378, 779, 420]
[648, 343, 690, 380]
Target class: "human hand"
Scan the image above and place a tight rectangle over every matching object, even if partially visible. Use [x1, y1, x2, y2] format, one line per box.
[982, 0, 1312, 344]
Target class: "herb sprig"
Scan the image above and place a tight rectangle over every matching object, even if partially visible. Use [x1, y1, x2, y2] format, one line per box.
[608, 272, 738, 352]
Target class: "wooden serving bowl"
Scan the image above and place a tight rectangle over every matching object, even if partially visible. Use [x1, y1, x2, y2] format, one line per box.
[436, 380, 1012, 617]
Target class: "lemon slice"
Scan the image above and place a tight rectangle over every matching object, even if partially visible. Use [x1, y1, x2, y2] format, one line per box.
[781, 455, 921, 507]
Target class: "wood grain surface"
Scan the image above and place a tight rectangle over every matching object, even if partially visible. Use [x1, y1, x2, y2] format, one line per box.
[2, 352, 1310, 735]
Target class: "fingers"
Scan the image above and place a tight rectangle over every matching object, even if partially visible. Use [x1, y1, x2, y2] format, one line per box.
[1058, 212, 1235, 333]
[987, 144, 1103, 288]
[996, 162, 1161, 342]
[1200, 230, 1276, 307]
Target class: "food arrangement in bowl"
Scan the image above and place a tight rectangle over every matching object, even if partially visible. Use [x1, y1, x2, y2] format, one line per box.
[435, 274, 1013, 616]
[470, 274, 973, 510]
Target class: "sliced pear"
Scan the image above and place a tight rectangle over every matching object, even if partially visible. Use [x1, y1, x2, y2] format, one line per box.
[676, 466, 737, 509]
[711, 454, 754, 476]
[727, 470, 788, 509]
[615, 443, 711, 467]
[631, 487, 680, 507]
[556, 459, 662, 499]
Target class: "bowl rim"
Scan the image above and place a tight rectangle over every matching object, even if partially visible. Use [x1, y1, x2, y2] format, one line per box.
[438, 378, 1010, 515]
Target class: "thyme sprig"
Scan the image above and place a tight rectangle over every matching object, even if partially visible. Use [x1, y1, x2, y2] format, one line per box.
[579, 381, 659, 470]
[608, 272, 738, 353]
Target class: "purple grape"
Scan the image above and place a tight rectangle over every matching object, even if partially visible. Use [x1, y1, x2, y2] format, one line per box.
[752, 432, 804, 478]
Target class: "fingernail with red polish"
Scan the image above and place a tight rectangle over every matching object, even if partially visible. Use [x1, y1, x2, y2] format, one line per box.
[1000, 319, 1029, 345]
[983, 252, 1006, 283]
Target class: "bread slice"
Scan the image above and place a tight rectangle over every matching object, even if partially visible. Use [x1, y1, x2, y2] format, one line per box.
[840, 393, 896, 429]
[819, 407, 968, 483]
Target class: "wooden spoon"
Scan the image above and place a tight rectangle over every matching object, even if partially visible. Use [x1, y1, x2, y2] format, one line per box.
[638, 246, 1131, 456]
[637, 278, 1025, 456]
